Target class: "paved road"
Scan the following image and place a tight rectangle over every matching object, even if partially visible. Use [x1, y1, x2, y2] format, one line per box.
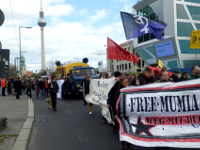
[28, 95, 198, 150]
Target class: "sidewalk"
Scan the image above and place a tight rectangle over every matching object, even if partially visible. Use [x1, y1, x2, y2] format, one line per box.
[0, 94, 30, 150]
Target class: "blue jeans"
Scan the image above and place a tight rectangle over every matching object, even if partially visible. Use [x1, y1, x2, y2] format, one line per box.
[16, 91, 20, 99]
[40, 88, 44, 98]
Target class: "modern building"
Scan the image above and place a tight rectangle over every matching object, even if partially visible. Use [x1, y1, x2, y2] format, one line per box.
[132, 0, 200, 70]
[107, 40, 147, 73]
[21, 53, 26, 76]
[0, 49, 10, 78]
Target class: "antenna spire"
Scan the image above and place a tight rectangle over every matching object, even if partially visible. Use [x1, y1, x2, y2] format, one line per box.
[40, 0, 43, 11]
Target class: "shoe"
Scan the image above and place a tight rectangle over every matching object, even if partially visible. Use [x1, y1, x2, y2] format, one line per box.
[54, 109, 56, 111]
[120, 144, 125, 150]
[89, 112, 92, 115]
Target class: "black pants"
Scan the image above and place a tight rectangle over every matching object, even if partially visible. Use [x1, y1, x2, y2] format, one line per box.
[27, 88, 32, 98]
[45, 88, 48, 97]
[51, 93, 57, 109]
[16, 91, 20, 99]
[2, 87, 5, 96]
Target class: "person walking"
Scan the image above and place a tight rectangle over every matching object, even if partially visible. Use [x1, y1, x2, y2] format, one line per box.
[6, 79, 11, 95]
[39, 78, 45, 99]
[107, 71, 123, 132]
[26, 77, 32, 98]
[1, 78, 6, 96]
[178, 71, 189, 82]
[83, 73, 92, 115]
[187, 65, 200, 80]
[44, 79, 49, 97]
[115, 77, 131, 150]
[139, 67, 156, 85]
[0, 78, 1, 95]
[49, 77, 58, 111]
[154, 70, 171, 83]
[170, 70, 179, 82]
[14, 77, 22, 99]
[62, 78, 70, 100]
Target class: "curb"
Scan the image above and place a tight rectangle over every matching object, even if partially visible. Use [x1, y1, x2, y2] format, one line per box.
[12, 98, 34, 150]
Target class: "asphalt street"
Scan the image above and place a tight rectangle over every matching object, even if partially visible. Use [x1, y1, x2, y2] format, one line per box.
[28, 95, 199, 150]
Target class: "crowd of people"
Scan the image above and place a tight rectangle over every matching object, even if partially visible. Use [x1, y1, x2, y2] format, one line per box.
[0, 65, 199, 150]
[82, 65, 200, 150]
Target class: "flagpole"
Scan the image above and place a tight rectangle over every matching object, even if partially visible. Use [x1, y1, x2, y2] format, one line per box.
[195, 49, 197, 66]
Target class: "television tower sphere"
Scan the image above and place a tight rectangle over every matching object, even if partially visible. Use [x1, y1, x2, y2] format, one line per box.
[38, 12, 46, 27]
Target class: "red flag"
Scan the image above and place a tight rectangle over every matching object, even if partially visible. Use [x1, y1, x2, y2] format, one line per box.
[107, 37, 139, 63]
[148, 66, 173, 76]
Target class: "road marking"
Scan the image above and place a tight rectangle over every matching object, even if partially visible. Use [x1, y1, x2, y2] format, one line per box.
[75, 128, 89, 143]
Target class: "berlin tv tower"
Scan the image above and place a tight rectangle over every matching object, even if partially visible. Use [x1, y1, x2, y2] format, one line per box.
[38, 0, 47, 71]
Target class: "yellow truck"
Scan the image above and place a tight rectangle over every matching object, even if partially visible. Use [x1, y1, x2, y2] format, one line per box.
[55, 62, 97, 98]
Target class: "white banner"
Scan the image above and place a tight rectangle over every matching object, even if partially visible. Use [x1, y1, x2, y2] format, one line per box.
[86, 78, 117, 124]
[117, 79, 200, 148]
[57, 79, 64, 99]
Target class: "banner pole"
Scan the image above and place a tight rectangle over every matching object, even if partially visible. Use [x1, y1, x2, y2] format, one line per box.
[195, 49, 197, 66]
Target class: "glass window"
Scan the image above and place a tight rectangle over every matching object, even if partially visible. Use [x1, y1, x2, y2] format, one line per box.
[195, 24, 200, 30]
[179, 40, 200, 53]
[176, 4, 189, 19]
[177, 22, 194, 37]
[184, 0, 200, 4]
[122, 64, 124, 70]
[120, 65, 121, 70]
[71, 68, 95, 76]
[129, 63, 131, 69]
[125, 64, 127, 70]
[187, 6, 200, 21]
[117, 65, 119, 71]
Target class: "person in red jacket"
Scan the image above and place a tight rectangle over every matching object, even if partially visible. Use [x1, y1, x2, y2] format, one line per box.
[1, 78, 6, 96]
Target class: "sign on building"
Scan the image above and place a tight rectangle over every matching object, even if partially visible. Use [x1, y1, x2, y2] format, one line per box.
[98, 61, 103, 72]
[190, 30, 200, 49]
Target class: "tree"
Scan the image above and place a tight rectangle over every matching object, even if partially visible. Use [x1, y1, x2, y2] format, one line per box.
[9, 63, 17, 78]
[47, 61, 56, 73]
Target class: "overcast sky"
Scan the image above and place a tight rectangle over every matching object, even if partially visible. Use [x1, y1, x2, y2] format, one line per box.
[0, 0, 138, 72]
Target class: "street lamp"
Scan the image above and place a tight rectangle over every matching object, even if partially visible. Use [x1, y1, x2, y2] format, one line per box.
[19, 26, 32, 77]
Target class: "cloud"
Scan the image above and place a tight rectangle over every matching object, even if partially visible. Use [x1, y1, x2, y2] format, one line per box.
[88, 9, 110, 24]
[79, 8, 88, 16]
[0, 0, 126, 73]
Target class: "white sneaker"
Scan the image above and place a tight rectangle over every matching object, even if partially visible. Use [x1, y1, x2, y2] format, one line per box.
[89, 112, 92, 115]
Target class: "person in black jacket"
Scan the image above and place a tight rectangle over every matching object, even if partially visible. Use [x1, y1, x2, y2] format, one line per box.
[170, 70, 179, 82]
[49, 77, 59, 111]
[107, 71, 123, 132]
[62, 78, 70, 100]
[14, 77, 22, 99]
[39, 78, 45, 99]
[178, 71, 188, 82]
[139, 67, 156, 85]
[83, 73, 92, 115]
[115, 77, 131, 150]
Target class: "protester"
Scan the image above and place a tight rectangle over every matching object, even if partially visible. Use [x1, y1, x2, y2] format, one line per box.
[1, 78, 6, 96]
[155, 70, 170, 83]
[107, 71, 123, 133]
[106, 73, 110, 79]
[170, 70, 179, 82]
[39, 78, 45, 99]
[62, 78, 70, 100]
[0, 78, 1, 95]
[21, 80, 26, 94]
[49, 77, 59, 111]
[6, 79, 11, 95]
[139, 67, 156, 85]
[14, 77, 22, 99]
[154, 70, 160, 80]
[187, 65, 200, 80]
[44, 79, 49, 97]
[26, 77, 32, 98]
[35, 79, 40, 99]
[178, 71, 189, 82]
[83, 73, 92, 114]
[162, 67, 168, 71]
[115, 77, 131, 150]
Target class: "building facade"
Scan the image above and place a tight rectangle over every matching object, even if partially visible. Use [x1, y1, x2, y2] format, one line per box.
[20, 54, 26, 76]
[107, 40, 147, 73]
[132, 0, 200, 70]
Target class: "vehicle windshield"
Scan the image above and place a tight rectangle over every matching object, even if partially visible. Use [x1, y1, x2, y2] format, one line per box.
[71, 68, 95, 76]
